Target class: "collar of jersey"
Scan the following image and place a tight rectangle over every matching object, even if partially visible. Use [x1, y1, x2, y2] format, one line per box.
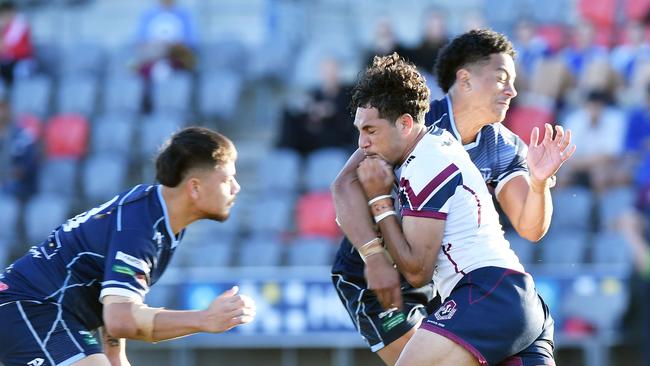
[445, 94, 483, 151]
[156, 185, 184, 248]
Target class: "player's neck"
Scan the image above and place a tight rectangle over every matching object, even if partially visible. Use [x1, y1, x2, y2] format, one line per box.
[397, 124, 427, 165]
[160, 185, 197, 235]
[448, 93, 489, 145]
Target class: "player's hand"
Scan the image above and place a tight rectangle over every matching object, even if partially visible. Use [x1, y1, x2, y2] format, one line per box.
[357, 157, 394, 198]
[527, 123, 576, 189]
[201, 286, 256, 333]
[365, 253, 403, 311]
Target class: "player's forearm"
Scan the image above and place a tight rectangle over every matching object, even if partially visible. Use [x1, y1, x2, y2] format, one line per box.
[516, 178, 553, 242]
[101, 328, 130, 366]
[378, 216, 431, 287]
[149, 309, 206, 342]
[331, 151, 378, 248]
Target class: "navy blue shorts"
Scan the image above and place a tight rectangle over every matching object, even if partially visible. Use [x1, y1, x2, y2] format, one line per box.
[421, 267, 555, 366]
[0, 300, 102, 366]
[332, 272, 438, 352]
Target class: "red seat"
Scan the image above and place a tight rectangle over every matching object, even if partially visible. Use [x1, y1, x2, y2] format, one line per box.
[626, 0, 650, 21]
[295, 192, 340, 238]
[44, 113, 89, 159]
[504, 106, 555, 145]
[578, 0, 616, 29]
[536, 24, 567, 54]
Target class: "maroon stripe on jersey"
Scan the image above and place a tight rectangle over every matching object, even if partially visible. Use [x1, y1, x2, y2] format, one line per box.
[442, 243, 465, 275]
[462, 184, 481, 227]
[399, 163, 459, 208]
[401, 208, 447, 220]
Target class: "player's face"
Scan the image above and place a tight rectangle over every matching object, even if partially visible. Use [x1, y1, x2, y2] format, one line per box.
[355, 107, 406, 164]
[466, 53, 517, 123]
[196, 160, 240, 222]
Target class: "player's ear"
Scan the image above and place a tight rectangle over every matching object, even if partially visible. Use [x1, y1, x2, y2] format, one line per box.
[187, 177, 200, 200]
[456, 68, 471, 92]
[399, 114, 414, 134]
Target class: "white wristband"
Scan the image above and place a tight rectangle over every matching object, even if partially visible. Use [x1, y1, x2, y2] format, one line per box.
[374, 210, 397, 224]
[368, 195, 392, 206]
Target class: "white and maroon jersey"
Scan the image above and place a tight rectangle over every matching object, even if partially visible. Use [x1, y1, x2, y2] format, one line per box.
[396, 126, 524, 301]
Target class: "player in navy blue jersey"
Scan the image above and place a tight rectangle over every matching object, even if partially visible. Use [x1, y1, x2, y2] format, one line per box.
[331, 29, 575, 365]
[0, 127, 256, 366]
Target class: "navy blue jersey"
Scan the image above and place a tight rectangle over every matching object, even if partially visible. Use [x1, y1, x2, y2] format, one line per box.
[332, 95, 529, 278]
[0, 184, 184, 330]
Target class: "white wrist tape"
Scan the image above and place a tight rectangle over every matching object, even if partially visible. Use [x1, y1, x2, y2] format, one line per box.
[368, 195, 392, 206]
[374, 210, 397, 224]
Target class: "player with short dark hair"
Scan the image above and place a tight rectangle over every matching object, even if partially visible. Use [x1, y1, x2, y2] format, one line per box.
[0, 127, 255, 366]
[351, 52, 561, 366]
[331, 29, 574, 365]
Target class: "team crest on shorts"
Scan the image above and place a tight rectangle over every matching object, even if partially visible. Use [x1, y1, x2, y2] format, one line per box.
[434, 300, 457, 321]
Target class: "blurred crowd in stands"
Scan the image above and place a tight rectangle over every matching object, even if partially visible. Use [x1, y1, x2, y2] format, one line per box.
[0, 0, 650, 363]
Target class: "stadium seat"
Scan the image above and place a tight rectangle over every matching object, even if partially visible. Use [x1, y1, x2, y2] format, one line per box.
[592, 230, 633, 266]
[11, 75, 52, 118]
[504, 230, 536, 265]
[257, 148, 302, 195]
[198, 69, 243, 121]
[550, 186, 594, 231]
[0, 193, 20, 242]
[81, 153, 128, 204]
[57, 75, 98, 117]
[535, 24, 567, 53]
[199, 39, 249, 75]
[44, 114, 89, 160]
[598, 187, 636, 230]
[295, 192, 340, 239]
[249, 196, 295, 235]
[238, 234, 284, 266]
[184, 242, 234, 268]
[138, 114, 183, 162]
[578, 0, 616, 29]
[304, 148, 348, 192]
[37, 158, 78, 198]
[91, 113, 137, 156]
[103, 75, 144, 115]
[24, 193, 70, 244]
[287, 236, 335, 266]
[59, 43, 105, 79]
[539, 230, 588, 265]
[626, 0, 650, 20]
[562, 275, 630, 332]
[152, 72, 193, 115]
[504, 104, 554, 145]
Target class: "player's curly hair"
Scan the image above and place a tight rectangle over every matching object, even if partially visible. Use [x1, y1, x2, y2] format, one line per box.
[155, 127, 236, 187]
[351, 52, 430, 124]
[435, 29, 516, 93]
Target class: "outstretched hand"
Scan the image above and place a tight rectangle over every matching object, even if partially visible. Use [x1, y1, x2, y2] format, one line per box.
[202, 286, 256, 333]
[527, 123, 576, 184]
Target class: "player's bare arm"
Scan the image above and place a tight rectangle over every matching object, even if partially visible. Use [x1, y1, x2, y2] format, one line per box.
[331, 148, 403, 310]
[103, 286, 255, 343]
[497, 123, 576, 242]
[357, 157, 442, 288]
[101, 327, 130, 366]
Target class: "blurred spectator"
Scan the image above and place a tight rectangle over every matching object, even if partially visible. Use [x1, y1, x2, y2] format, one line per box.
[610, 21, 650, 85]
[512, 18, 551, 93]
[408, 8, 449, 75]
[561, 21, 609, 82]
[277, 57, 355, 156]
[559, 90, 626, 192]
[0, 0, 33, 86]
[614, 83, 650, 186]
[134, 0, 198, 111]
[362, 19, 409, 68]
[0, 94, 40, 201]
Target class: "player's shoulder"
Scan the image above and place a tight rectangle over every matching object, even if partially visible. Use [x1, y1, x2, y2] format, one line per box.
[114, 184, 160, 227]
[482, 122, 526, 149]
[425, 96, 450, 127]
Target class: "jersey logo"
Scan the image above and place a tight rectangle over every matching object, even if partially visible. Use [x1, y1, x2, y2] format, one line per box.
[404, 155, 416, 167]
[479, 168, 492, 181]
[115, 251, 150, 274]
[434, 300, 458, 321]
[27, 358, 44, 366]
[152, 231, 164, 246]
[0, 281, 8, 291]
[28, 246, 42, 259]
